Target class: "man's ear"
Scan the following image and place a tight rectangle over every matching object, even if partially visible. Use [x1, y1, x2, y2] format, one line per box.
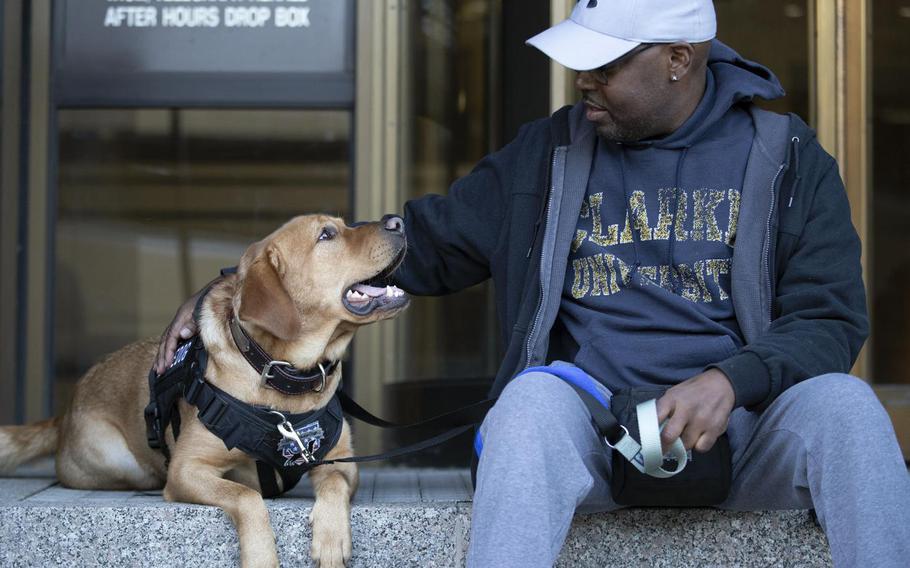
[238, 245, 303, 340]
[667, 42, 695, 80]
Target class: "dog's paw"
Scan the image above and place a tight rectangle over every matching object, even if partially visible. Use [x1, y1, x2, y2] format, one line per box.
[241, 555, 279, 568]
[309, 501, 352, 568]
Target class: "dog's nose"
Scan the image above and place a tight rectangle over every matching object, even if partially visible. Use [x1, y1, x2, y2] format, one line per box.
[382, 215, 405, 235]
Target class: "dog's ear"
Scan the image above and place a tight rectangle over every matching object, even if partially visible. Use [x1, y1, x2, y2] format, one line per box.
[238, 245, 303, 340]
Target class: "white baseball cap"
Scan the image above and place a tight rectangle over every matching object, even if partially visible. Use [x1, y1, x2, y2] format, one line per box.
[527, 0, 717, 71]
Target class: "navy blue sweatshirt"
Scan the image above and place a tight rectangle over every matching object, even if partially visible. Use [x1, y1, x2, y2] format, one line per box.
[553, 43, 787, 390]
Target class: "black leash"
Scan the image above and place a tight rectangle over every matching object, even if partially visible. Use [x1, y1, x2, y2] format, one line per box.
[336, 389, 494, 431]
[315, 424, 478, 467]
[313, 390, 496, 467]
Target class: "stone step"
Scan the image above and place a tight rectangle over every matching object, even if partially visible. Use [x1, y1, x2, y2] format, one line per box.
[0, 461, 830, 567]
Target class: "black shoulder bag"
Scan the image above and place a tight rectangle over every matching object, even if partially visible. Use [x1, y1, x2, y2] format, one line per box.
[607, 387, 732, 507]
[499, 366, 732, 507]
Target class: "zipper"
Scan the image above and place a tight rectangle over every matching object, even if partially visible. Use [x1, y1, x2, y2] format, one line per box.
[524, 149, 560, 368]
[787, 136, 801, 208]
[527, 153, 555, 258]
[763, 163, 785, 327]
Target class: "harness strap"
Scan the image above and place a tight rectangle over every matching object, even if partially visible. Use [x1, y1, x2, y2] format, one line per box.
[145, 336, 209, 461]
[257, 461, 282, 498]
[183, 369, 343, 496]
[185, 373, 340, 451]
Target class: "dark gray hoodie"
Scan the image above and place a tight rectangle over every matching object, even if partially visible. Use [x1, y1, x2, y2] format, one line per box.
[552, 41, 787, 391]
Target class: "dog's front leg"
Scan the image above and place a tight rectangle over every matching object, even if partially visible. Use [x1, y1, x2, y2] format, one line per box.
[309, 420, 358, 568]
[165, 457, 278, 568]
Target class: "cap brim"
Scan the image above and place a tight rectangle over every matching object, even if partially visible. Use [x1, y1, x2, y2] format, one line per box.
[526, 19, 640, 71]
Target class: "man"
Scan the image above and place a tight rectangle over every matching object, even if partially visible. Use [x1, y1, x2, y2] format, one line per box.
[157, 1, 910, 566]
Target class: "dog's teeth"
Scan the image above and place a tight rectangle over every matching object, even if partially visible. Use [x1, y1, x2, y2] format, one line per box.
[347, 289, 368, 301]
[386, 286, 393, 297]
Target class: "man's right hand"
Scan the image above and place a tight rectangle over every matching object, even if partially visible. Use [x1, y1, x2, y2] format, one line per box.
[154, 291, 202, 375]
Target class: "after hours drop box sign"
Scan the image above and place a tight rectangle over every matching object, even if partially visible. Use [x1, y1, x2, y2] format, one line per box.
[54, 0, 355, 107]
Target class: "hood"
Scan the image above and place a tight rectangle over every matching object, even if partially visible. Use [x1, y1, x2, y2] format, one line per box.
[648, 39, 786, 149]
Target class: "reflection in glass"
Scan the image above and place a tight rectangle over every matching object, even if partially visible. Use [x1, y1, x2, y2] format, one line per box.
[386, 0, 501, 465]
[872, 2, 910, 384]
[398, 0, 501, 384]
[715, 0, 810, 118]
[54, 109, 351, 411]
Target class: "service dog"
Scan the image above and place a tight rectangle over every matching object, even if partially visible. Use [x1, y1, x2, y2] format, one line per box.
[0, 214, 410, 567]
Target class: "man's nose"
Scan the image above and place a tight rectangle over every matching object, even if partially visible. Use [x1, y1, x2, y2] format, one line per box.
[382, 214, 405, 235]
[575, 71, 595, 90]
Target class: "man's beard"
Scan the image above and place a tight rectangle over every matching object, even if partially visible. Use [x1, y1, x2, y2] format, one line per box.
[594, 113, 661, 144]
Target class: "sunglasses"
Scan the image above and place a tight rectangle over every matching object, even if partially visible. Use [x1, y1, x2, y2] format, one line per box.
[588, 43, 658, 84]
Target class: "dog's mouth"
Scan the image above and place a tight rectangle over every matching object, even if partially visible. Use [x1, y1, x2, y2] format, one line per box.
[341, 247, 409, 316]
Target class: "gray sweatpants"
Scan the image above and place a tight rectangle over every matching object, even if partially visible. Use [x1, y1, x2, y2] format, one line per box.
[468, 368, 910, 567]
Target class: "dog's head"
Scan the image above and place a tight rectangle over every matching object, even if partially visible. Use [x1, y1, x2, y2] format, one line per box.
[231, 214, 409, 363]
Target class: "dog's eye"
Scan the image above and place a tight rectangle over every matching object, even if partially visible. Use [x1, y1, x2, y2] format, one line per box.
[318, 227, 336, 242]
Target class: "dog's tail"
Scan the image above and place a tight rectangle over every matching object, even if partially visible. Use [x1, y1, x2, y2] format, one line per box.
[0, 417, 60, 473]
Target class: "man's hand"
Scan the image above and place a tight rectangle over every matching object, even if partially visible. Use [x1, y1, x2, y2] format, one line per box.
[154, 292, 201, 376]
[655, 368, 735, 453]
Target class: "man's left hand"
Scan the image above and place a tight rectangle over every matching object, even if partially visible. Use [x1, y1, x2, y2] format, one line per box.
[655, 369, 735, 453]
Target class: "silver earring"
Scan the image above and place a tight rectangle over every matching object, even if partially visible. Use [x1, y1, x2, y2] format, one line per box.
[671, 74, 679, 82]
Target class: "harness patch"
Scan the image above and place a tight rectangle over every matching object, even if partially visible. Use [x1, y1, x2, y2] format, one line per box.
[277, 421, 325, 466]
[171, 341, 192, 369]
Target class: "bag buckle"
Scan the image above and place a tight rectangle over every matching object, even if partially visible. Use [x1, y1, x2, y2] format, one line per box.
[603, 424, 630, 449]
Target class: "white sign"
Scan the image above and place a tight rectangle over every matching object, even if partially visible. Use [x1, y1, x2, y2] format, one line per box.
[102, 0, 312, 29]
[59, 0, 351, 75]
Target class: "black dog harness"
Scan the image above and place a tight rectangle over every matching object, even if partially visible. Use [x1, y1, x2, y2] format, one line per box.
[145, 332, 344, 498]
[145, 278, 497, 497]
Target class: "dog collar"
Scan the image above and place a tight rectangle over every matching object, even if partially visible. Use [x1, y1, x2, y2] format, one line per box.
[228, 314, 338, 395]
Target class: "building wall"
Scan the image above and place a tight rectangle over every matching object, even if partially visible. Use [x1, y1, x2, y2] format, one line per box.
[1, 0, 907, 459]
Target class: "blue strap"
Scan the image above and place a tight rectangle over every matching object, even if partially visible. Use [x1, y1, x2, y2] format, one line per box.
[474, 365, 610, 457]
[517, 366, 611, 408]
[473, 429, 485, 456]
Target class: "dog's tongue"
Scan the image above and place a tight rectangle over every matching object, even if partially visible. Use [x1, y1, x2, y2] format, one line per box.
[351, 284, 388, 298]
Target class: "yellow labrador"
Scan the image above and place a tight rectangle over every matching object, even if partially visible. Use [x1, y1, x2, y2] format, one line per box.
[0, 214, 410, 568]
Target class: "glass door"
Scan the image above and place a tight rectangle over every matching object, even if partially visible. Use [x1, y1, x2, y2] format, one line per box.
[715, 0, 810, 118]
[870, 0, 910, 455]
[53, 109, 352, 411]
[382, 0, 503, 465]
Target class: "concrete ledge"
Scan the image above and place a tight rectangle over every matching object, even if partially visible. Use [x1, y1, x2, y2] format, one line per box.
[560, 508, 829, 567]
[0, 463, 831, 567]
